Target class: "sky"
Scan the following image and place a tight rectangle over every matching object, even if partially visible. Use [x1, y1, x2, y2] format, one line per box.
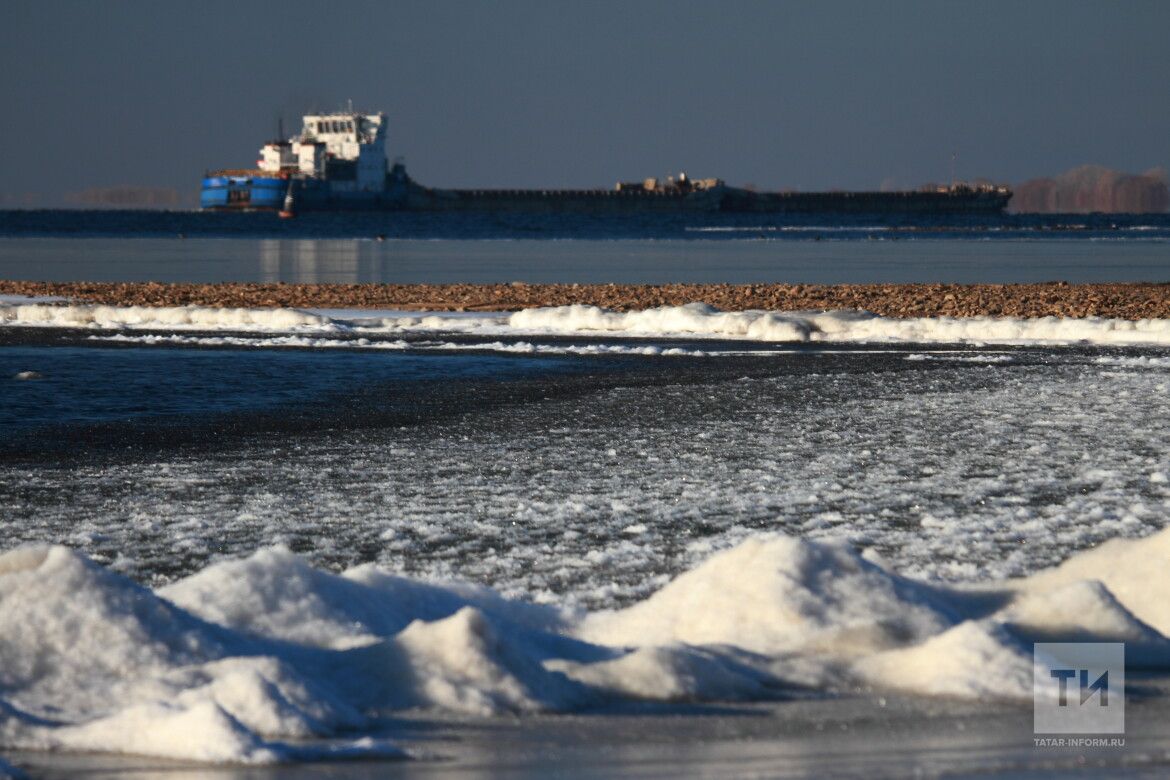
[2, 0, 1169, 204]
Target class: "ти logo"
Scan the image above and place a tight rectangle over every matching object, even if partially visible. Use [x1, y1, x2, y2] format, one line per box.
[1034, 643, 1124, 735]
[1049, 668, 1109, 707]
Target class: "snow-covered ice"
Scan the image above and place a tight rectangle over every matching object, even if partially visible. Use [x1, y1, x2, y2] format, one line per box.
[4, 299, 1170, 769]
[5, 301, 1170, 346]
[4, 530, 1170, 763]
[6, 336, 1166, 605]
[0, 303, 332, 332]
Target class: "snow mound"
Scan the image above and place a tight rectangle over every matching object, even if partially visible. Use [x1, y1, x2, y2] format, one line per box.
[996, 580, 1170, 666]
[47, 700, 284, 764]
[852, 620, 1037, 699]
[1019, 527, 1170, 636]
[577, 535, 956, 657]
[0, 546, 384, 763]
[0, 545, 228, 712]
[361, 607, 591, 715]
[5, 530, 1170, 763]
[161, 547, 563, 650]
[852, 576, 1170, 700]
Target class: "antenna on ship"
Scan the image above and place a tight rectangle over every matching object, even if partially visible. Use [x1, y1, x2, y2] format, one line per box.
[950, 151, 957, 189]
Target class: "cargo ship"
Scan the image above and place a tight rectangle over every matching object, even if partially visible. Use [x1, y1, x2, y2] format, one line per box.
[200, 111, 1012, 215]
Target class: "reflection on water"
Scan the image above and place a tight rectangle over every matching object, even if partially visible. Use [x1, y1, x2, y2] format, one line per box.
[258, 239, 391, 284]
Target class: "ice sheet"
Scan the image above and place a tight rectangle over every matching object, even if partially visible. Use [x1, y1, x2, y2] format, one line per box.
[5, 342, 1168, 607]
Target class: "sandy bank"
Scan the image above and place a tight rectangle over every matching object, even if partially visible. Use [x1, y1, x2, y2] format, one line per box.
[2, 280, 1169, 319]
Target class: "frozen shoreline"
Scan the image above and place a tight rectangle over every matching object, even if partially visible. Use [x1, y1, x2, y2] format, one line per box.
[5, 300, 1170, 347]
[5, 297, 1170, 775]
[3, 531, 1170, 770]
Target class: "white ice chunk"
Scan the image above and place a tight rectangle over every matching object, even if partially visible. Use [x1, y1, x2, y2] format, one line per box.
[1020, 527, 1170, 637]
[852, 620, 1037, 700]
[0, 545, 228, 714]
[44, 700, 282, 764]
[577, 534, 956, 657]
[161, 547, 566, 649]
[0, 303, 331, 332]
[0, 546, 384, 762]
[338, 607, 591, 716]
[995, 580, 1170, 666]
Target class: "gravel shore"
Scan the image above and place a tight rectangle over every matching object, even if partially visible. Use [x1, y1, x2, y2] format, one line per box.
[2, 280, 1170, 319]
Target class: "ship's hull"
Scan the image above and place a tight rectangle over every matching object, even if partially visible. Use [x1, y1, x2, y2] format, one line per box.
[718, 189, 1012, 214]
[201, 176, 1011, 215]
[200, 176, 288, 211]
[200, 176, 407, 211]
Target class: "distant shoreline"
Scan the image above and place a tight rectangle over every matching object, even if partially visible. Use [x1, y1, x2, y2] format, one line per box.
[2, 280, 1169, 319]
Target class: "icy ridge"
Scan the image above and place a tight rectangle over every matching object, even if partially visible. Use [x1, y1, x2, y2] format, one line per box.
[4, 301, 1170, 345]
[3, 530, 1170, 763]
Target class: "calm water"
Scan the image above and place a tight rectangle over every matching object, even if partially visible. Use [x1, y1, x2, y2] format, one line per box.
[0, 343, 573, 439]
[0, 236, 1169, 284]
[0, 209, 1167, 284]
[4, 208, 1170, 241]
